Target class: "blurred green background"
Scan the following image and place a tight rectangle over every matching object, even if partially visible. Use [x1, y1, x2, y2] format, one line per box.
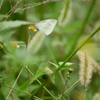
[0, 0, 100, 100]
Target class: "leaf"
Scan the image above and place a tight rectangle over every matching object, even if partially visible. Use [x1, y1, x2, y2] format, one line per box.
[0, 21, 32, 32]
[0, 14, 8, 19]
[29, 70, 44, 84]
[0, 31, 15, 42]
[49, 61, 73, 70]
[49, 61, 58, 68]
[19, 72, 43, 91]
[58, 62, 73, 70]
[19, 68, 45, 90]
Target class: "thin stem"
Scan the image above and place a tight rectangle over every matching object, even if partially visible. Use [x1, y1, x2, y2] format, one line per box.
[56, 79, 80, 100]
[52, 27, 100, 76]
[64, 79, 80, 94]
[84, 90, 87, 100]
[0, 0, 3, 9]
[0, 53, 8, 73]
[4, 50, 15, 60]
[5, 0, 22, 21]
[25, 27, 100, 99]
[2, 84, 31, 95]
[27, 66, 30, 94]
[67, 0, 96, 56]
[62, 78, 68, 94]
[27, 81, 47, 100]
[6, 67, 24, 100]
[23, 0, 99, 97]
[34, 96, 43, 100]
[14, 0, 64, 13]
[24, 66, 56, 100]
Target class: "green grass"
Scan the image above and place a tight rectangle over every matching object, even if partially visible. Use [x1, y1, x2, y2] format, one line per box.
[0, 0, 100, 100]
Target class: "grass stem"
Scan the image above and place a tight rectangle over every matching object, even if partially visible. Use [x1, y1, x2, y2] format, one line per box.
[24, 66, 56, 100]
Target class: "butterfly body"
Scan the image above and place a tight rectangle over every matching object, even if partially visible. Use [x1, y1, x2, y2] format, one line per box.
[35, 19, 57, 35]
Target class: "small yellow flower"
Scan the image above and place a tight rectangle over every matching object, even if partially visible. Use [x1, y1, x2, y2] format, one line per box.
[0, 44, 3, 49]
[68, 68, 74, 73]
[67, 68, 74, 79]
[12, 42, 19, 48]
[28, 25, 37, 31]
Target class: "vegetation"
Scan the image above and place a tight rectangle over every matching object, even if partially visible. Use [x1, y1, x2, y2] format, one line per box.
[0, 0, 100, 100]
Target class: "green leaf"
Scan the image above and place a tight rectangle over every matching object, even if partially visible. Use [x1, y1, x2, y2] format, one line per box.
[49, 61, 58, 68]
[0, 21, 32, 32]
[58, 62, 73, 70]
[49, 61, 73, 70]
[0, 31, 15, 42]
[0, 14, 8, 19]
[29, 70, 44, 84]
[19, 68, 45, 91]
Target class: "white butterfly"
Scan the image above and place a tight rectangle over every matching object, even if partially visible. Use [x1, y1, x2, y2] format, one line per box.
[35, 19, 57, 35]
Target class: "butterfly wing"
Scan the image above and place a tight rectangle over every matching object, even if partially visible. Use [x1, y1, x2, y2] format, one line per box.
[35, 19, 57, 35]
